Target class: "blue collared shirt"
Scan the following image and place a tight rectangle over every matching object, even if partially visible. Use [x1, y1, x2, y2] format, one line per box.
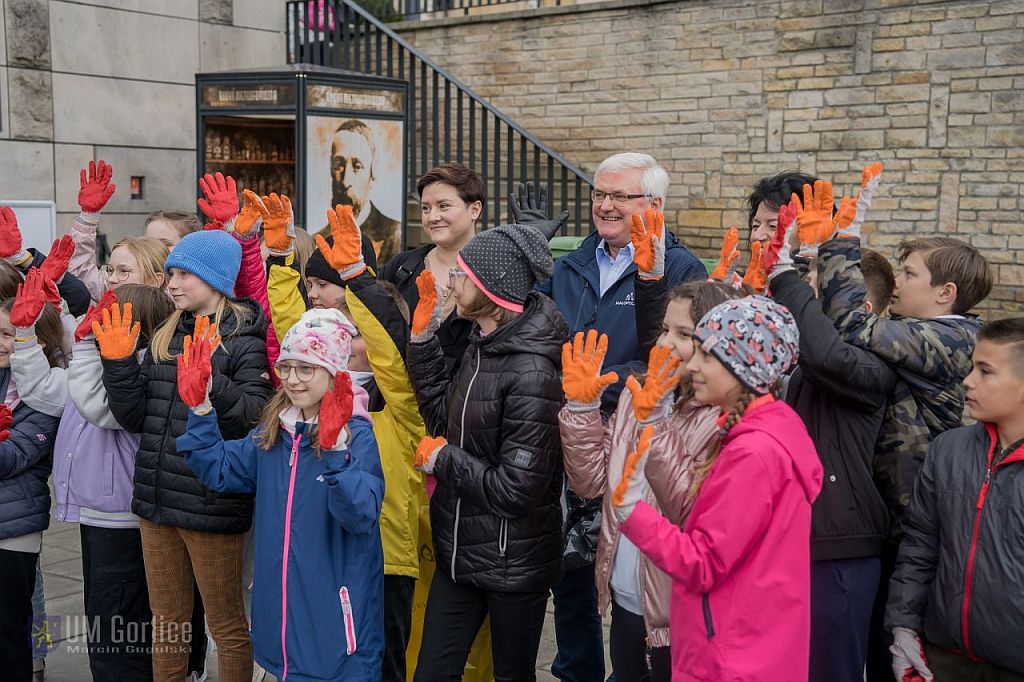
[595, 240, 634, 296]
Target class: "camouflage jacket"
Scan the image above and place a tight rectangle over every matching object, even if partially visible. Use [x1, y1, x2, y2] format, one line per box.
[818, 237, 981, 542]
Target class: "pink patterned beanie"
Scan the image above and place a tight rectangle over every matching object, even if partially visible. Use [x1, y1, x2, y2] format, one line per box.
[277, 308, 356, 375]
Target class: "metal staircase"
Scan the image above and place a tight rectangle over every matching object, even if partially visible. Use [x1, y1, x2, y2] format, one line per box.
[286, 0, 593, 238]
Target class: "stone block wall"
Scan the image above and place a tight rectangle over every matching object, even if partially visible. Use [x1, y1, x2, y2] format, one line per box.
[397, 0, 1024, 314]
[1, 0, 285, 243]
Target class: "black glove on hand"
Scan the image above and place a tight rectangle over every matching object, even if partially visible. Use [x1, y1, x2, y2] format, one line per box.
[509, 181, 568, 240]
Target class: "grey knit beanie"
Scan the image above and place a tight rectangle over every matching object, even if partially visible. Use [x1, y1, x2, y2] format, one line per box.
[457, 224, 553, 312]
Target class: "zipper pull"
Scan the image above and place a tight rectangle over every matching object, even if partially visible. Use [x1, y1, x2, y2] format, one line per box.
[976, 469, 992, 510]
[289, 436, 300, 467]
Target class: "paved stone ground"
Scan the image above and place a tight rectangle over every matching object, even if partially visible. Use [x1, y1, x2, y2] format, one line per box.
[37, 519, 610, 681]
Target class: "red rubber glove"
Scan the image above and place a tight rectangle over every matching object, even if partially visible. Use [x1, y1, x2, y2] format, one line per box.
[0, 404, 11, 442]
[177, 333, 213, 412]
[203, 219, 225, 232]
[78, 160, 116, 213]
[197, 172, 239, 223]
[41, 234, 75, 283]
[320, 371, 354, 450]
[0, 206, 24, 260]
[10, 268, 52, 328]
[75, 289, 117, 342]
[0, 403, 11, 440]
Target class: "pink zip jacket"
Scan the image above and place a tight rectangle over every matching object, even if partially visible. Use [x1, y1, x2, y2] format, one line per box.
[234, 233, 281, 384]
[619, 397, 822, 682]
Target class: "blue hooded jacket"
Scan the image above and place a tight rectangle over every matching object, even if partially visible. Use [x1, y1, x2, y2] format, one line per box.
[177, 411, 385, 682]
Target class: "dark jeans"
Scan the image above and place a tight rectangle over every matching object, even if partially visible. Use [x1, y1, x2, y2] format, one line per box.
[809, 556, 881, 682]
[551, 563, 605, 682]
[608, 601, 670, 682]
[924, 644, 1024, 682]
[383, 575, 416, 682]
[80, 525, 153, 681]
[0, 548, 38, 682]
[866, 544, 899, 682]
[414, 570, 548, 681]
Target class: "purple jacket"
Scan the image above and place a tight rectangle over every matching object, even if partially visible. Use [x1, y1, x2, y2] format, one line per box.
[53, 400, 140, 523]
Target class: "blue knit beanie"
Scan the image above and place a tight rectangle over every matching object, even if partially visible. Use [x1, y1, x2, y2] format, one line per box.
[164, 230, 241, 298]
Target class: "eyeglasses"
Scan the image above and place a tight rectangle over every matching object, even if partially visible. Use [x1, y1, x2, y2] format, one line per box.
[591, 189, 652, 206]
[273, 363, 318, 382]
[104, 265, 136, 281]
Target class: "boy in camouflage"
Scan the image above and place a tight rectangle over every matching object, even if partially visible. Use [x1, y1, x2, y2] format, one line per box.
[811, 164, 994, 679]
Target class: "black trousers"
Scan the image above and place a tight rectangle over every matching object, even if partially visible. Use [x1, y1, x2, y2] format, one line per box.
[383, 574, 416, 682]
[866, 543, 900, 681]
[80, 525, 153, 681]
[924, 644, 1024, 682]
[0, 548, 38, 682]
[608, 601, 671, 682]
[809, 556, 881, 682]
[414, 570, 549, 682]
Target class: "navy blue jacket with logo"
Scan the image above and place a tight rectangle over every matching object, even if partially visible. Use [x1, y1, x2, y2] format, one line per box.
[535, 229, 705, 568]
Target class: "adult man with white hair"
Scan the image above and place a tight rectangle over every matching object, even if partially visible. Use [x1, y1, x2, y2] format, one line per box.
[535, 152, 705, 682]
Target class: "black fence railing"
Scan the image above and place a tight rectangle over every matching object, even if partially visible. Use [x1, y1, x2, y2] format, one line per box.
[287, 0, 593, 236]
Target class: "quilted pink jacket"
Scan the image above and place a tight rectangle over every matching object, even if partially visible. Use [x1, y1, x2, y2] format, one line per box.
[234, 234, 280, 384]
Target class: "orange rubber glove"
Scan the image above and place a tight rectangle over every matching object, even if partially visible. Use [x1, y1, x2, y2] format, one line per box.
[561, 329, 618, 408]
[838, 162, 884, 240]
[320, 371, 354, 451]
[611, 424, 653, 522]
[92, 302, 140, 360]
[630, 208, 665, 281]
[709, 227, 741, 281]
[74, 289, 117, 342]
[177, 333, 213, 414]
[742, 241, 767, 293]
[411, 270, 442, 342]
[316, 204, 366, 280]
[234, 189, 264, 238]
[414, 435, 447, 474]
[191, 314, 221, 351]
[625, 345, 681, 422]
[259, 193, 295, 255]
[792, 180, 859, 257]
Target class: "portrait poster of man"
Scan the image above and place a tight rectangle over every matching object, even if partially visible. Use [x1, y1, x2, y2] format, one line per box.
[306, 116, 404, 263]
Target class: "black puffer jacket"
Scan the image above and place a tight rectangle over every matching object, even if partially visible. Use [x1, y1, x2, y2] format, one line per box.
[887, 423, 1024, 673]
[102, 299, 274, 533]
[408, 293, 567, 593]
[771, 271, 895, 561]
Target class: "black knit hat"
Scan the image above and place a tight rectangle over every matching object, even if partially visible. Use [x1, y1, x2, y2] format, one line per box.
[304, 233, 379, 288]
[458, 224, 553, 312]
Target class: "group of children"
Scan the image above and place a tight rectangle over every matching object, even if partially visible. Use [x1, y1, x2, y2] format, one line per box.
[0, 152, 1019, 682]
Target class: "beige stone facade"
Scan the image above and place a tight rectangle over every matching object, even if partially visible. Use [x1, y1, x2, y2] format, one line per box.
[1, 0, 285, 244]
[397, 0, 1024, 314]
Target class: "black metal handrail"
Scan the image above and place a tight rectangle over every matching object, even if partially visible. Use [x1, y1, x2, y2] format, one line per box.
[287, 0, 593, 235]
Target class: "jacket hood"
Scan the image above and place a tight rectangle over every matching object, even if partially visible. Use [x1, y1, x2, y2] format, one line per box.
[726, 399, 822, 503]
[175, 297, 267, 340]
[471, 292, 568, 365]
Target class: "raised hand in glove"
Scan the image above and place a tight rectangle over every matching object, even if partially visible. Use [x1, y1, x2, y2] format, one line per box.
[709, 226, 741, 282]
[890, 628, 933, 682]
[612, 425, 653, 523]
[626, 345, 681, 422]
[197, 172, 239, 224]
[92, 302, 140, 360]
[509, 181, 568, 241]
[10, 268, 54, 330]
[41, 234, 75, 284]
[630, 208, 665, 281]
[192, 314, 222, 351]
[234, 189, 264, 238]
[320, 371, 354, 451]
[561, 329, 618, 409]
[741, 241, 767, 292]
[75, 289, 117, 342]
[414, 435, 446, 474]
[317, 204, 366, 280]
[79, 160, 116, 214]
[411, 270, 443, 343]
[259, 193, 295, 255]
[177, 333, 213, 415]
[0, 404, 11, 442]
[0, 206, 30, 266]
[838, 161, 883, 240]
[764, 201, 798, 282]
[791, 180, 857, 257]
